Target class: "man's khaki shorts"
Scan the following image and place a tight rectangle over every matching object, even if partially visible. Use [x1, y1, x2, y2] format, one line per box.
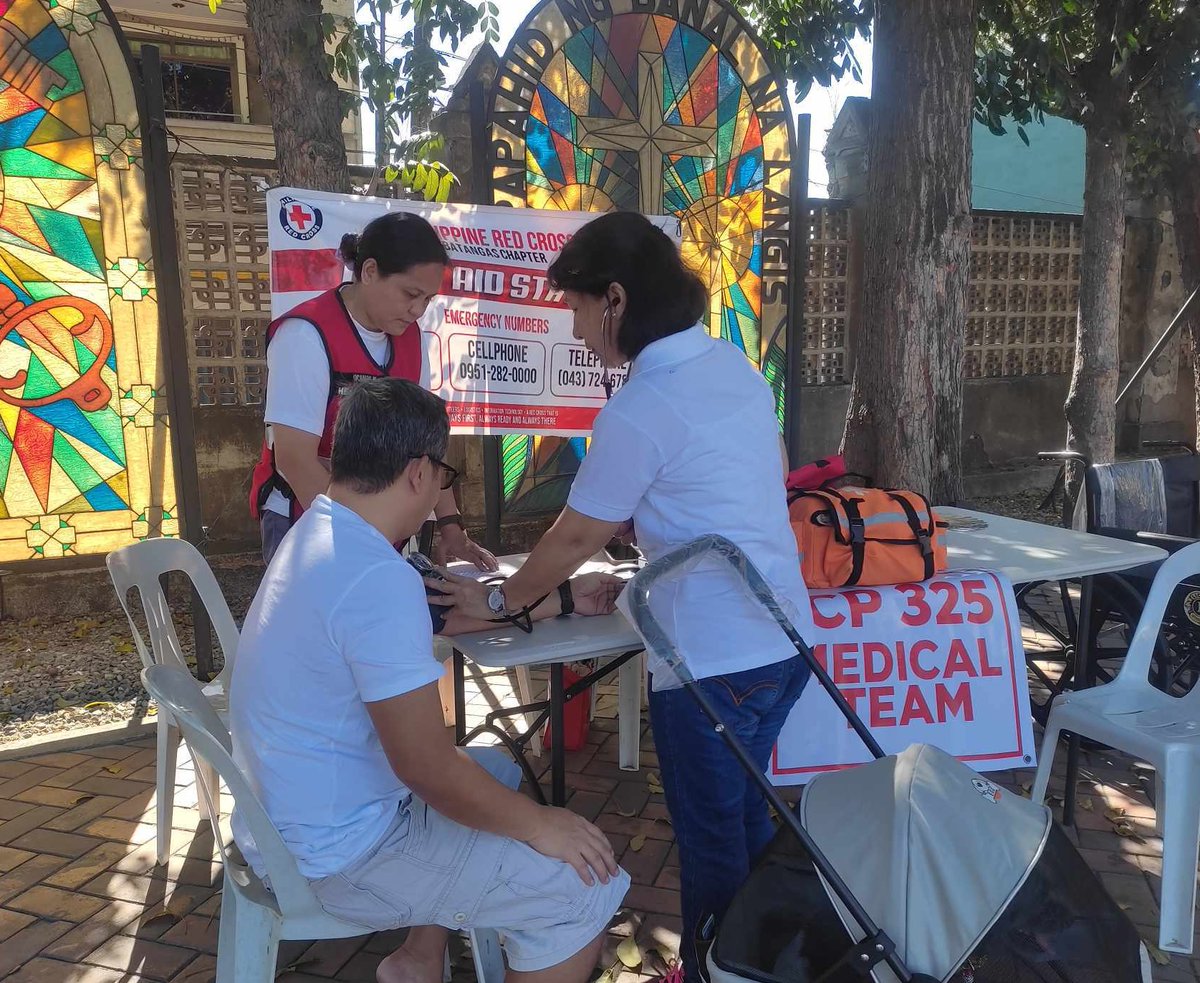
[309, 749, 631, 972]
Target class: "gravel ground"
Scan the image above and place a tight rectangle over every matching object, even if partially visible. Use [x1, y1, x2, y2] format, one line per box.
[0, 553, 260, 746]
[0, 491, 1061, 747]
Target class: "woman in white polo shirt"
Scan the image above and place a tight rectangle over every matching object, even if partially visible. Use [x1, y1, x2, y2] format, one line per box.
[432, 211, 813, 982]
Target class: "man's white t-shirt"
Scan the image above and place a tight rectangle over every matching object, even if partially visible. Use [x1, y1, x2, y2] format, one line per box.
[567, 325, 813, 688]
[262, 302, 431, 517]
[230, 495, 443, 879]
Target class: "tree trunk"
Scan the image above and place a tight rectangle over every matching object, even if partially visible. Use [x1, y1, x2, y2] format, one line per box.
[1063, 117, 1129, 469]
[1165, 147, 1200, 443]
[245, 0, 350, 192]
[840, 0, 976, 504]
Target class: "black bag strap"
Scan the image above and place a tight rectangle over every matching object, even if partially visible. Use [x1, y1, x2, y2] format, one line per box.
[840, 495, 867, 586]
[888, 492, 936, 580]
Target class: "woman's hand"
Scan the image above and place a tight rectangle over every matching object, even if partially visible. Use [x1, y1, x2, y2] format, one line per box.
[435, 524, 499, 572]
[570, 572, 625, 616]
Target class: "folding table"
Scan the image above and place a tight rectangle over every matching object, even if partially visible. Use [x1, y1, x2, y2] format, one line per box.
[445, 555, 644, 806]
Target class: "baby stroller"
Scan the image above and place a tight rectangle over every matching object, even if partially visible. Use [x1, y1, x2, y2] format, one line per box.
[626, 536, 1153, 983]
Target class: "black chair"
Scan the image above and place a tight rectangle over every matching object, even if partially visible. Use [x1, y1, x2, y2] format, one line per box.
[1019, 443, 1200, 722]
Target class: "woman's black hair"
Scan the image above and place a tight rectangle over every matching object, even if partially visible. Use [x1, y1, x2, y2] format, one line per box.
[547, 211, 707, 360]
[338, 212, 449, 281]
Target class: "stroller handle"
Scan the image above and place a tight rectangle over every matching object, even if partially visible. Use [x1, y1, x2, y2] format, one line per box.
[627, 534, 884, 759]
[626, 536, 937, 983]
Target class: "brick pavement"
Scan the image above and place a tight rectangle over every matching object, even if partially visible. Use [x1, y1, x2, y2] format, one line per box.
[0, 661, 1197, 981]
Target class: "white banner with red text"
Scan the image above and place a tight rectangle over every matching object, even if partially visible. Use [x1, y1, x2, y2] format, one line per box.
[267, 187, 681, 436]
[769, 570, 1036, 784]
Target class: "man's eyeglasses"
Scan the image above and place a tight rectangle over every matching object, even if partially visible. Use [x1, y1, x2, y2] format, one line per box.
[428, 456, 459, 490]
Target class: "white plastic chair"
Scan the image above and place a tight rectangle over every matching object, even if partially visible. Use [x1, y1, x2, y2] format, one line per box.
[107, 538, 239, 863]
[1032, 541, 1200, 954]
[142, 664, 506, 983]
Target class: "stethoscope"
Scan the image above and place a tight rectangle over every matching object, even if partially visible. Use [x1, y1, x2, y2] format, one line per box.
[600, 301, 615, 400]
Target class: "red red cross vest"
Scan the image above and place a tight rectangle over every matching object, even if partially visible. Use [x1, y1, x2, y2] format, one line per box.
[248, 287, 422, 522]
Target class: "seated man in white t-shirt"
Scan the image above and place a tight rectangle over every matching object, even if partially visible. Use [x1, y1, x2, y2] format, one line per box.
[231, 378, 630, 983]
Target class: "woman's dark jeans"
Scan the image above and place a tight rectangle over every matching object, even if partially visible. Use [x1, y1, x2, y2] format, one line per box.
[647, 656, 810, 981]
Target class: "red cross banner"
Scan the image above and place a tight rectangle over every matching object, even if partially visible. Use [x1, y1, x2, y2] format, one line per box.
[267, 187, 681, 436]
[769, 571, 1037, 784]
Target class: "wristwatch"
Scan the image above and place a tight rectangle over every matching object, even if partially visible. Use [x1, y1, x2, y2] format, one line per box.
[435, 513, 463, 530]
[486, 585, 508, 616]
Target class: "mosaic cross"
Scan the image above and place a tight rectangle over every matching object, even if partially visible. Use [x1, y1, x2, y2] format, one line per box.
[575, 41, 717, 216]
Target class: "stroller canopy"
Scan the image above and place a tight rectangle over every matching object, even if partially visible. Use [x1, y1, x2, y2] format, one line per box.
[801, 744, 1050, 981]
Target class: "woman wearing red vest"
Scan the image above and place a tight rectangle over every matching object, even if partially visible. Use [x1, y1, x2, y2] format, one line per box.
[250, 212, 496, 570]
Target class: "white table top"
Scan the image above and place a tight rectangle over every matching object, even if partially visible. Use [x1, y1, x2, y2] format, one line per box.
[941, 506, 1167, 584]
[447, 509, 1169, 666]
[443, 554, 643, 668]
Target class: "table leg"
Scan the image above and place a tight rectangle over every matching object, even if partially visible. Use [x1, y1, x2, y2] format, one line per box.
[453, 649, 466, 746]
[618, 654, 641, 772]
[550, 663, 566, 806]
[1063, 576, 1094, 826]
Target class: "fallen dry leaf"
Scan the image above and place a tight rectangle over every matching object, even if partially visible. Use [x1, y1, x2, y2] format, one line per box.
[1078, 798, 1094, 811]
[83, 701, 113, 711]
[1143, 940, 1171, 966]
[140, 909, 181, 931]
[102, 764, 123, 775]
[1105, 808, 1127, 824]
[275, 956, 319, 978]
[615, 805, 637, 819]
[616, 936, 642, 969]
[71, 794, 95, 807]
[594, 961, 620, 983]
[629, 834, 646, 852]
[1113, 822, 1145, 843]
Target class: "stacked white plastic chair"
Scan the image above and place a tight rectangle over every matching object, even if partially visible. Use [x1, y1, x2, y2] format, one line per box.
[107, 538, 238, 863]
[1032, 540, 1200, 954]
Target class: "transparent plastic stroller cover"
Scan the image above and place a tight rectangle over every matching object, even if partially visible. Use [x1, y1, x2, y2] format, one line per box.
[621, 533, 810, 690]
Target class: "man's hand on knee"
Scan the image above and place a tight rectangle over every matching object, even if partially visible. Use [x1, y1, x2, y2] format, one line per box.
[523, 805, 621, 887]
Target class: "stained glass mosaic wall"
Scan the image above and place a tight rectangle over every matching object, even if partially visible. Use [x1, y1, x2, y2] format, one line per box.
[0, 0, 178, 561]
[490, 0, 796, 513]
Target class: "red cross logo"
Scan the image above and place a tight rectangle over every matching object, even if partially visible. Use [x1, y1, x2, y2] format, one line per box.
[279, 197, 323, 240]
[288, 203, 314, 230]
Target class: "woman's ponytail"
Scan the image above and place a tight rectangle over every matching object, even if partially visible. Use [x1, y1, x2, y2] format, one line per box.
[338, 233, 360, 268]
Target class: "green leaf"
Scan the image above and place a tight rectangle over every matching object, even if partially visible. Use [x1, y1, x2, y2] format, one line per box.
[1017, 125, 1030, 146]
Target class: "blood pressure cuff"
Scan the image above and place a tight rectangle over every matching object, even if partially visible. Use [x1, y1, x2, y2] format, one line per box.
[405, 554, 448, 634]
